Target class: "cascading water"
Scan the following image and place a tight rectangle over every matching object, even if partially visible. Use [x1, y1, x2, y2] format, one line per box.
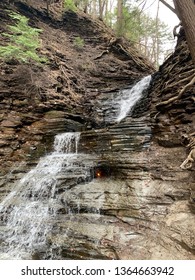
[102, 75, 151, 123]
[0, 75, 153, 260]
[116, 75, 151, 122]
[0, 132, 82, 259]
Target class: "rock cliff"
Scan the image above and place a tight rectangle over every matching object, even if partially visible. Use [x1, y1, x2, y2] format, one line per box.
[0, 0, 194, 260]
[0, 0, 152, 173]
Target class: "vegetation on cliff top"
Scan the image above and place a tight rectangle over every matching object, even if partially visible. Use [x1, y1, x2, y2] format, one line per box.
[0, 11, 47, 63]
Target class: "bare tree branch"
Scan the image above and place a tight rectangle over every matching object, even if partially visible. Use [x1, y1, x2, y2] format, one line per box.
[159, 0, 177, 14]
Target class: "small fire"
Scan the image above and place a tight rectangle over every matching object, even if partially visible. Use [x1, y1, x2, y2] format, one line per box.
[96, 171, 102, 178]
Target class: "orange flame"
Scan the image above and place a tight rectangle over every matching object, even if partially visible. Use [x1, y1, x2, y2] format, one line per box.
[96, 171, 101, 178]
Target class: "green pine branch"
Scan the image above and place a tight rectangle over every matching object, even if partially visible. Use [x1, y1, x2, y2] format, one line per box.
[0, 11, 47, 63]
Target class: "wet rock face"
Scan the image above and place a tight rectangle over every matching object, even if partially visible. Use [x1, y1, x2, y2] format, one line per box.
[8, 113, 191, 261]
[42, 112, 194, 260]
[0, 1, 194, 260]
[0, 63, 84, 174]
[79, 117, 152, 180]
[51, 178, 194, 260]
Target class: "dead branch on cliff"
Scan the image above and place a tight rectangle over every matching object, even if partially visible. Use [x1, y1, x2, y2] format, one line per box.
[117, 42, 153, 70]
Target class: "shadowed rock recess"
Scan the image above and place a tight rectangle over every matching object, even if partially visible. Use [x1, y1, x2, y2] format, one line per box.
[0, 0, 194, 260]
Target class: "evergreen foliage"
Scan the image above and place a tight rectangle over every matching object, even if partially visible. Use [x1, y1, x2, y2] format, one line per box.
[64, 0, 77, 11]
[0, 11, 47, 63]
[73, 36, 85, 50]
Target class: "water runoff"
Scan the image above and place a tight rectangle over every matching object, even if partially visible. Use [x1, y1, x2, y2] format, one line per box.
[0, 132, 92, 259]
[0, 75, 151, 259]
[102, 75, 151, 123]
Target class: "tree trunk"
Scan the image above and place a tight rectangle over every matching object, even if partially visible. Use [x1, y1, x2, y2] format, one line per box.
[98, 0, 106, 20]
[46, 0, 50, 16]
[173, 0, 195, 63]
[154, 0, 160, 68]
[116, 0, 123, 36]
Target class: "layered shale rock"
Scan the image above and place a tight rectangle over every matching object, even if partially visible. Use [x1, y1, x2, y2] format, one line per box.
[0, 1, 194, 260]
[0, 0, 153, 174]
[148, 29, 195, 162]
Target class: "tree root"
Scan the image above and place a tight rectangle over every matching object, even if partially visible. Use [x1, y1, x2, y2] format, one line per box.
[178, 68, 195, 79]
[180, 133, 195, 169]
[162, 71, 195, 92]
[94, 49, 109, 60]
[180, 148, 195, 169]
[156, 73, 195, 108]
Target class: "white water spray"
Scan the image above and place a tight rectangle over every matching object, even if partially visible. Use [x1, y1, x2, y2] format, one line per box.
[116, 75, 151, 122]
[0, 132, 80, 259]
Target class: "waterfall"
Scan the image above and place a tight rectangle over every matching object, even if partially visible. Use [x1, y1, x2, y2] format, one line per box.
[102, 75, 151, 123]
[116, 75, 151, 122]
[0, 75, 153, 260]
[0, 132, 81, 259]
[54, 132, 80, 154]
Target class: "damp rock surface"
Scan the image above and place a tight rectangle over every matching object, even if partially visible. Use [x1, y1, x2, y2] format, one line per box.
[0, 0, 194, 260]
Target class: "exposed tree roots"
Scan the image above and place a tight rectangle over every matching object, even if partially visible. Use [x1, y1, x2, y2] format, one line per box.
[180, 133, 195, 169]
[94, 50, 109, 60]
[149, 29, 195, 171]
[156, 73, 195, 109]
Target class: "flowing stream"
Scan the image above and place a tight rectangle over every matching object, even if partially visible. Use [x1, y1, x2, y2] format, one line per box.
[0, 132, 87, 259]
[0, 76, 152, 259]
